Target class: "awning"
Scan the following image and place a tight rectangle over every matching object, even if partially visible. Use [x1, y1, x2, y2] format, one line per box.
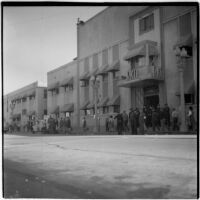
[28, 111, 36, 116]
[96, 64, 109, 75]
[22, 94, 27, 99]
[87, 101, 95, 109]
[88, 68, 99, 77]
[12, 114, 21, 119]
[106, 60, 120, 72]
[28, 90, 36, 97]
[80, 71, 90, 81]
[48, 82, 59, 91]
[60, 77, 73, 87]
[98, 97, 109, 107]
[173, 34, 193, 49]
[80, 100, 90, 110]
[107, 95, 120, 106]
[176, 81, 195, 95]
[124, 46, 145, 61]
[60, 103, 74, 112]
[50, 106, 59, 114]
[124, 40, 158, 61]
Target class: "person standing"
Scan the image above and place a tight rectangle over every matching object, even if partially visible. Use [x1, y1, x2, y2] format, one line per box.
[172, 108, 179, 131]
[114, 112, 123, 135]
[122, 110, 129, 132]
[82, 117, 86, 131]
[139, 109, 145, 134]
[105, 117, 109, 132]
[129, 108, 134, 135]
[187, 106, 195, 131]
[163, 104, 170, 131]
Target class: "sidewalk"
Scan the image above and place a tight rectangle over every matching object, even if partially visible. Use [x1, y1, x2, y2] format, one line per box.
[4, 130, 197, 138]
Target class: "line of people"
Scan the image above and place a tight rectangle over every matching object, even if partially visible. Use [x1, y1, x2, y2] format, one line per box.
[106, 104, 196, 135]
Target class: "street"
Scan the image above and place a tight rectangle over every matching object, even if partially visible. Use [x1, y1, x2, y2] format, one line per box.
[3, 134, 197, 198]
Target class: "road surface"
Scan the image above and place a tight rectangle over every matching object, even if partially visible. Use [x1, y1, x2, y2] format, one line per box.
[3, 134, 197, 198]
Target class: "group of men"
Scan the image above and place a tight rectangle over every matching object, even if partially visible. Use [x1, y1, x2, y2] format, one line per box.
[47, 116, 72, 134]
[109, 104, 187, 135]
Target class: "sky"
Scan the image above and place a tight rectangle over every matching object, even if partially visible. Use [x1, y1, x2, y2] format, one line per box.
[3, 6, 107, 94]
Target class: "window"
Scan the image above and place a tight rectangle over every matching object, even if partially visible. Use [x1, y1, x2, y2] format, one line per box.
[22, 98, 27, 102]
[44, 109, 47, 115]
[113, 105, 120, 113]
[113, 71, 120, 80]
[93, 53, 98, 69]
[185, 94, 194, 104]
[103, 106, 109, 114]
[102, 49, 108, 65]
[139, 13, 154, 34]
[112, 44, 119, 62]
[179, 13, 191, 37]
[80, 80, 89, 87]
[65, 85, 73, 92]
[22, 109, 27, 115]
[44, 90, 47, 99]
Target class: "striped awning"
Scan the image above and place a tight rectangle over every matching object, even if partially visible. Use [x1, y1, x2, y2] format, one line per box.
[80, 71, 90, 81]
[107, 95, 120, 106]
[96, 64, 109, 75]
[88, 68, 99, 77]
[173, 34, 193, 49]
[97, 96, 109, 107]
[80, 100, 90, 110]
[106, 60, 120, 72]
[50, 106, 59, 114]
[60, 77, 73, 87]
[60, 103, 74, 112]
[124, 40, 158, 61]
[28, 111, 36, 116]
[48, 82, 59, 91]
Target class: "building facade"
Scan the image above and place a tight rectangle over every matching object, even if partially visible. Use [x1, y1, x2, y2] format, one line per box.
[47, 60, 78, 128]
[76, 5, 197, 131]
[4, 81, 47, 130]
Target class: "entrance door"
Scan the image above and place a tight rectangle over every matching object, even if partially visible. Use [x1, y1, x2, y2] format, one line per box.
[144, 95, 159, 108]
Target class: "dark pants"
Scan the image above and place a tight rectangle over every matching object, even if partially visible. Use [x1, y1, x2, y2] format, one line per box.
[172, 117, 179, 131]
[117, 121, 123, 135]
[123, 120, 128, 132]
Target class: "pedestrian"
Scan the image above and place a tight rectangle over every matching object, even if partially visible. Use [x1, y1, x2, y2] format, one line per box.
[163, 104, 170, 131]
[146, 106, 152, 130]
[109, 116, 114, 132]
[132, 109, 138, 135]
[114, 112, 123, 135]
[129, 108, 134, 134]
[105, 117, 109, 132]
[152, 108, 159, 132]
[135, 108, 140, 133]
[171, 108, 179, 131]
[160, 108, 165, 131]
[122, 110, 129, 132]
[82, 117, 87, 131]
[156, 104, 161, 130]
[59, 117, 64, 134]
[187, 106, 195, 131]
[139, 109, 145, 134]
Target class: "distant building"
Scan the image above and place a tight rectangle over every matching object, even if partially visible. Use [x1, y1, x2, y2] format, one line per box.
[4, 81, 47, 130]
[47, 60, 78, 127]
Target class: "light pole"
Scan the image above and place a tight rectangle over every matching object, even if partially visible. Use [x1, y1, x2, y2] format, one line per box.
[174, 46, 191, 131]
[90, 75, 100, 133]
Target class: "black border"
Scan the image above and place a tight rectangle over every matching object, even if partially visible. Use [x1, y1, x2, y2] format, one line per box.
[1, 1, 199, 199]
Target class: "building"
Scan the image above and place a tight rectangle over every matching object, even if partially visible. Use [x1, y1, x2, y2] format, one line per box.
[47, 60, 78, 128]
[4, 81, 47, 130]
[76, 5, 197, 131]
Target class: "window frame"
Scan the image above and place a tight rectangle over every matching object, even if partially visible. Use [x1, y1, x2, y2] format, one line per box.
[139, 13, 154, 35]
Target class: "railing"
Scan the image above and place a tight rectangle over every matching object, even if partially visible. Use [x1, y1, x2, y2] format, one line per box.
[126, 65, 164, 81]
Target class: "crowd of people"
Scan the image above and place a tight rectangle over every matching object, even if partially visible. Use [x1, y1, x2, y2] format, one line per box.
[5, 104, 196, 135]
[104, 104, 196, 135]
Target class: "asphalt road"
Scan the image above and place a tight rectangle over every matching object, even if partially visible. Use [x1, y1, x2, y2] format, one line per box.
[3, 134, 197, 198]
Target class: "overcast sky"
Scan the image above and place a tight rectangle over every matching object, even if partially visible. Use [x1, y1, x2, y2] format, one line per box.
[3, 6, 106, 94]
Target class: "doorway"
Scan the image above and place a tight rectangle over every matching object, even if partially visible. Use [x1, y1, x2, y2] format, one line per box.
[144, 95, 159, 108]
